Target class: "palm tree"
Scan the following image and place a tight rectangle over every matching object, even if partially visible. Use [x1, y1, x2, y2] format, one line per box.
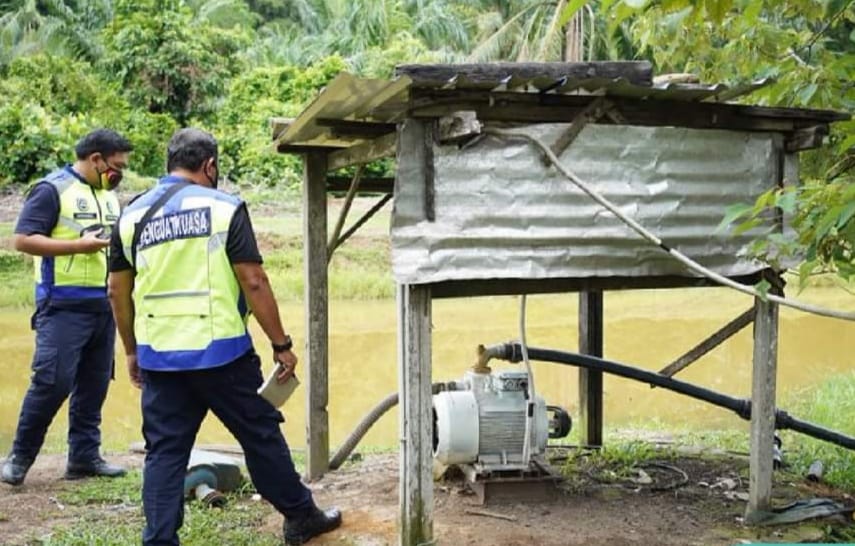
[242, 0, 472, 70]
[0, 0, 112, 67]
[465, 0, 636, 62]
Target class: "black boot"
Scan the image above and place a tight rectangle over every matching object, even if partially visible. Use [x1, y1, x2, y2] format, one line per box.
[64, 456, 127, 480]
[1, 453, 34, 486]
[283, 506, 342, 545]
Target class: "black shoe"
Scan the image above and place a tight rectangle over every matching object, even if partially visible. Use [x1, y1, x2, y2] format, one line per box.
[1, 453, 34, 486]
[283, 506, 342, 545]
[64, 457, 127, 480]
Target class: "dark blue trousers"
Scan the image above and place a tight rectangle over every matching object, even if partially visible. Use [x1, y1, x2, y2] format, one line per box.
[141, 350, 313, 546]
[11, 306, 115, 463]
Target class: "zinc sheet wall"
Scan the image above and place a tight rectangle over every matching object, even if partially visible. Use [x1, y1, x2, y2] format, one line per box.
[391, 122, 784, 285]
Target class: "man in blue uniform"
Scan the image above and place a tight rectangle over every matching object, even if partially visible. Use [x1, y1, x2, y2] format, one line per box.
[108, 128, 341, 546]
[2, 129, 133, 486]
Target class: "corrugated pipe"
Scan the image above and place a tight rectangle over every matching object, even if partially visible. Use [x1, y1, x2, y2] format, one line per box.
[491, 342, 855, 451]
[329, 383, 451, 470]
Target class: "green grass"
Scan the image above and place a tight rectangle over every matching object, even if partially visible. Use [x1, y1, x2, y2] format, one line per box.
[37, 470, 283, 546]
[56, 471, 142, 507]
[776, 371, 855, 490]
[559, 371, 855, 493]
[0, 248, 33, 308]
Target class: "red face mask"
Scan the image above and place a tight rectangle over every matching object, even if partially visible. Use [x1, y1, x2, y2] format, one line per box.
[97, 159, 124, 190]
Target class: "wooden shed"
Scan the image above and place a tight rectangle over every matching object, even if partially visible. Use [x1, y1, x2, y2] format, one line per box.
[271, 62, 849, 546]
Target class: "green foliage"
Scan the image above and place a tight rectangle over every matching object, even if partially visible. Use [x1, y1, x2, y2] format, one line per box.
[0, 53, 176, 182]
[0, 99, 73, 187]
[102, 0, 249, 124]
[215, 56, 345, 187]
[606, 0, 855, 283]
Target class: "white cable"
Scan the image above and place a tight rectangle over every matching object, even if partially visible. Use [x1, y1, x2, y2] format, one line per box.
[484, 127, 855, 322]
[519, 294, 536, 466]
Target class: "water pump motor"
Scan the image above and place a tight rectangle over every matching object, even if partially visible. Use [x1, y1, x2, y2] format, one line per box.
[432, 370, 570, 471]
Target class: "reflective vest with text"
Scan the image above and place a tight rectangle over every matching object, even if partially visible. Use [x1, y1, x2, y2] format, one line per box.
[117, 177, 251, 371]
[34, 167, 120, 302]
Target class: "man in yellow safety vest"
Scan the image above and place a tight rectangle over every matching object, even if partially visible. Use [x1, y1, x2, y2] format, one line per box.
[109, 128, 341, 546]
[2, 128, 132, 486]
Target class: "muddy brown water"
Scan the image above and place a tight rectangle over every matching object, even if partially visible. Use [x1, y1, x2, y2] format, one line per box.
[1, 286, 854, 453]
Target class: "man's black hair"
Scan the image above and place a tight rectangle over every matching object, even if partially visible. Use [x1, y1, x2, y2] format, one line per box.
[75, 128, 133, 159]
[167, 128, 218, 172]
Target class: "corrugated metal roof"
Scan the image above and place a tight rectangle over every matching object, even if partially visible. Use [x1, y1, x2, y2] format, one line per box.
[272, 66, 847, 151]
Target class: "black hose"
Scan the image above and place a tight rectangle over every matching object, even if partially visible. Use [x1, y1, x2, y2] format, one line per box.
[495, 342, 855, 451]
[329, 382, 451, 470]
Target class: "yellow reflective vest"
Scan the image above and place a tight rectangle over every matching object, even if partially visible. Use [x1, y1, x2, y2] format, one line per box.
[117, 177, 251, 371]
[34, 167, 120, 302]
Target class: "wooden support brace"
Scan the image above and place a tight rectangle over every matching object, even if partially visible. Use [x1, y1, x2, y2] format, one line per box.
[331, 194, 393, 253]
[545, 96, 613, 164]
[327, 166, 363, 262]
[657, 308, 754, 379]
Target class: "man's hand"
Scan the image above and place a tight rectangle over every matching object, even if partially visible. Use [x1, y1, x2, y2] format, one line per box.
[274, 349, 298, 383]
[126, 353, 142, 389]
[77, 229, 110, 253]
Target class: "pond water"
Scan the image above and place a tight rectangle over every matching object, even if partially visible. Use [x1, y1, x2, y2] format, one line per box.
[1, 286, 853, 454]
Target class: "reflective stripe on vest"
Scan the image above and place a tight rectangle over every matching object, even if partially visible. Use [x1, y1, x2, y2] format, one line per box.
[118, 178, 251, 371]
[33, 167, 120, 301]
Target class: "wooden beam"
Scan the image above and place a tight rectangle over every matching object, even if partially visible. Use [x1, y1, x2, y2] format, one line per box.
[547, 96, 611, 162]
[397, 284, 433, 546]
[424, 121, 436, 222]
[396, 61, 654, 87]
[658, 308, 755, 379]
[409, 92, 803, 133]
[331, 194, 393, 252]
[746, 294, 779, 522]
[302, 151, 330, 481]
[785, 125, 828, 152]
[326, 176, 394, 193]
[578, 291, 604, 447]
[410, 88, 848, 124]
[327, 133, 397, 171]
[428, 273, 766, 299]
[277, 143, 345, 154]
[270, 117, 294, 141]
[327, 166, 363, 261]
[316, 118, 397, 138]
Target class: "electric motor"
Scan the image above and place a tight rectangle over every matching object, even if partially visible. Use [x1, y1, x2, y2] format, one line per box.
[432, 370, 570, 470]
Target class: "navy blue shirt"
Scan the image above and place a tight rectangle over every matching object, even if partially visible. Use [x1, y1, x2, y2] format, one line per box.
[15, 182, 61, 237]
[15, 167, 111, 313]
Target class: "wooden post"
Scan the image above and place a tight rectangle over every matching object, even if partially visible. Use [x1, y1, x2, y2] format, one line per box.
[397, 284, 433, 546]
[578, 291, 603, 447]
[303, 151, 329, 480]
[746, 295, 779, 521]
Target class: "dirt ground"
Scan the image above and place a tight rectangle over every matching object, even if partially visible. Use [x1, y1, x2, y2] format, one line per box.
[1, 449, 852, 546]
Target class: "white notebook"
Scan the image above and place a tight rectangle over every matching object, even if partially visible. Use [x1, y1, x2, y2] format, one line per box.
[257, 364, 300, 407]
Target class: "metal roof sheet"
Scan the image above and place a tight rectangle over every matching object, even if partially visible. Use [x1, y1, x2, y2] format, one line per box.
[272, 66, 847, 151]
